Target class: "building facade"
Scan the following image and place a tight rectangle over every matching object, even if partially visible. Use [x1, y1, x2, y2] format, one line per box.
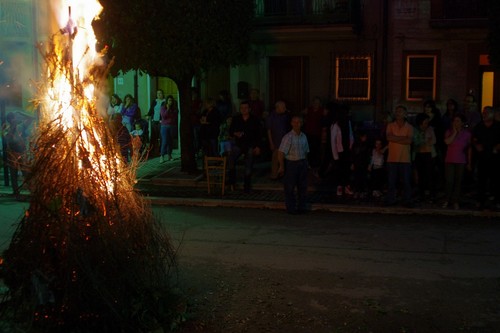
[0, 0, 493, 125]
[232, 0, 492, 123]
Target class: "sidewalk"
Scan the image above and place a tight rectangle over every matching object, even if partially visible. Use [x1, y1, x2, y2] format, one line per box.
[135, 152, 500, 218]
[1, 151, 498, 218]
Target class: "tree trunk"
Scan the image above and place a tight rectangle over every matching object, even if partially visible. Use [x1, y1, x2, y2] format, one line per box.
[177, 78, 198, 173]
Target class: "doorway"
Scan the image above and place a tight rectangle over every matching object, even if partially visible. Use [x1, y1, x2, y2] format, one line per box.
[268, 56, 308, 114]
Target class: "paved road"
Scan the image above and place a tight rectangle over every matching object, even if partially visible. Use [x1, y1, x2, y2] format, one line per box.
[160, 206, 500, 278]
[159, 206, 500, 332]
[2, 199, 500, 331]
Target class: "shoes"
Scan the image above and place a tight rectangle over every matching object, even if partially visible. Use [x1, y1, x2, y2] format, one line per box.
[372, 190, 382, 198]
[403, 201, 414, 208]
[336, 186, 343, 196]
[453, 203, 460, 210]
[159, 156, 165, 163]
[288, 209, 308, 215]
[442, 201, 448, 208]
[167, 155, 172, 161]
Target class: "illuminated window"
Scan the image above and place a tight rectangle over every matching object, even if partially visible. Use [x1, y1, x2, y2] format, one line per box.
[405, 54, 437, 101]
[335, 56, 371, 102]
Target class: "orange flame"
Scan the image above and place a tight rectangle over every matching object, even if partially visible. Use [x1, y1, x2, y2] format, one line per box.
[40, 0, 124, 194]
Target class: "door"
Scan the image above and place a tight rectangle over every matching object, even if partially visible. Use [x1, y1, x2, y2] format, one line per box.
[269, 56, 308, 114]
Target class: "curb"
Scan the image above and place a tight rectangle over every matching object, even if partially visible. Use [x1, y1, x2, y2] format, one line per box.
[143, 196, 500, 218]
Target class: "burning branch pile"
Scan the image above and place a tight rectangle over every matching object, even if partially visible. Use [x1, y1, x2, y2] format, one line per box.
[0, 2, 178, 332]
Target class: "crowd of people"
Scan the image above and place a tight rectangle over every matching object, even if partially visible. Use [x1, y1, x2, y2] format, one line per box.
[107, 89, 178, 163]
[188, 90, 500, 213]
[5, 86, 497, 212]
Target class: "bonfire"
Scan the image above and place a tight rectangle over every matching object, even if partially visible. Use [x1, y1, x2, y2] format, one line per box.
[0, 1, 177, 332]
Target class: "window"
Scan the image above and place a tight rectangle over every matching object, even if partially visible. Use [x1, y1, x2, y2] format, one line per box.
[405, 54, 437, 101]
[335, 56, 371, 102]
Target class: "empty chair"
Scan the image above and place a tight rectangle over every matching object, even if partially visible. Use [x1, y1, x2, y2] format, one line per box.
[204, 156, 227, 195]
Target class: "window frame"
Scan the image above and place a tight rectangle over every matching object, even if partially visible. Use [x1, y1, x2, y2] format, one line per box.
[404, 53, 439, 102]
[334, 55, 372, 102]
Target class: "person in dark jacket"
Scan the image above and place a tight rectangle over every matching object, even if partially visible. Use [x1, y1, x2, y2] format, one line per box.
[228, 100, 262, 193]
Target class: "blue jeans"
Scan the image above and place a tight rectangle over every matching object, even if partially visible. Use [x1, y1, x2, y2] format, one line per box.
[283, 159, 308, 213]
[160, 124, 174, 156]
[386, 162, 412, 204]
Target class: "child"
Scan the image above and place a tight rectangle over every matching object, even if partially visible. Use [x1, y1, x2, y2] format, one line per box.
[218, 116, 234, 156]
[130, 121, 144, 158]
[368, 138, 387, 198]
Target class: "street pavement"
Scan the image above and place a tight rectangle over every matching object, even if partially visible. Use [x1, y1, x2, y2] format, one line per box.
[1, 151, 500, 219]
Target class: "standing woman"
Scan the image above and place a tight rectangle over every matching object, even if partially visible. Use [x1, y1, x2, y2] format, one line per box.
[147, 89, 166, 157]
[330, 104, 354, 197]
[159, 95, 178, 163]
[442, 98, 459, 131]
[442, 114, 471, 210]
[121, 94, 139, 132]
[107, 94, 123, 122]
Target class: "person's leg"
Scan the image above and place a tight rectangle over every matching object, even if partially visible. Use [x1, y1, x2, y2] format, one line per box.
[385, 162, 397, 204]
[443, 163, 454, 204]
[160, 125, 167, 161]
[270, 149, 279, 179]
[9, 163, 19, 196]
[227, 145, 242, 186]
[402, 163, 413, 205]
[165, 125, 173, 158]
[297, 160, 309, 212]
[243, 148, 255, 192]
[150, 121, 160, 156]
[283, 160, 297, 213]
[209, 138, 218, 157]
[451, 164, 465, 205]
[476, 155, 488, 208]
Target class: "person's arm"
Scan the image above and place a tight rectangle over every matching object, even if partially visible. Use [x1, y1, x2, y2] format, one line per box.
[428, 128, 436, 146]
[386, 125, 413, 145]
[277, 150, 285, 176]
[267, 128, 275, 151]
[444, 128, 457, 145]
[147, 101, 155, 118]
[330, 124, 339, 160]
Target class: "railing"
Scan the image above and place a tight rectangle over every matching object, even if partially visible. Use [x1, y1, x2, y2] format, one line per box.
[436, 0, 487, 19]
[430, 0, 488, 28]
[254, 0, 353, 25]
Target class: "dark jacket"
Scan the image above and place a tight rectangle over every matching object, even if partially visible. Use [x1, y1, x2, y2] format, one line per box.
[229, 114, 262, 151]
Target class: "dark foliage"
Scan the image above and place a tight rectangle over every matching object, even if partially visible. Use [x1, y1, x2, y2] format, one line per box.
[92, 0, 255, 171]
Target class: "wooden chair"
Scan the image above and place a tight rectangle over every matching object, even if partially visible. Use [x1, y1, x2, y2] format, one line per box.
[204, 156, 227, 196]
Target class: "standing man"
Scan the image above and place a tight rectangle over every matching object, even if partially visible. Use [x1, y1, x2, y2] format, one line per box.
[3, 112, 28, 200]
[266, 100, 291, 180]
[147, 89, 166, 157]
[228, 100, 262, 193]
[248, 88, 266, 121]
[278, 115, 310, 215]
[385, 105, 414, 207]
[471, 106, 500, 210]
